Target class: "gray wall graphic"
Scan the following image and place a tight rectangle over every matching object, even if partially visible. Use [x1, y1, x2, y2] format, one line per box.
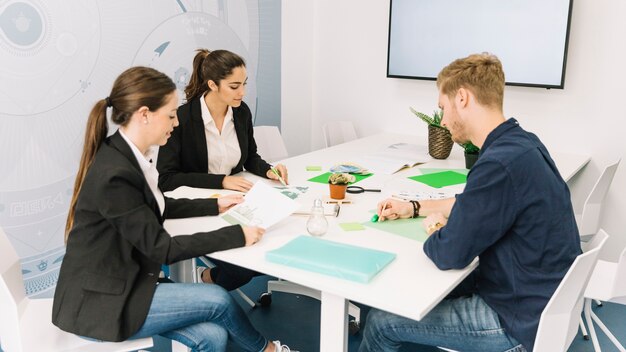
[0, 0, 281, 298]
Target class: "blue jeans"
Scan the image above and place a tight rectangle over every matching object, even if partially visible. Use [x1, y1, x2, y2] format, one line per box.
[359, 294, 526, 352]
[128, 283, 269, 352]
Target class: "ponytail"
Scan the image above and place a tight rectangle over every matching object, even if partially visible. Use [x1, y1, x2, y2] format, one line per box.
[184, 49, 246, 102]
[65, 99, 109, 242]
[65, 66, 176, 242]
[185, 49, 210, 101]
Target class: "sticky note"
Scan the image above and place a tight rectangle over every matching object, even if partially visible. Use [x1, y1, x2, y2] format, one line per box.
[339, 222, 366, 231]
[306, 165, 322, 171]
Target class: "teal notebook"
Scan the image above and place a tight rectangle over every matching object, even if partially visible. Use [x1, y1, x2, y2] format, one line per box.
[266, 236, 396, 283]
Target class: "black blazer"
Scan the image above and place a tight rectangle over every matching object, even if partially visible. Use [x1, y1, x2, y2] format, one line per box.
[52, 131, 245, 342]
[157, 99, 271, 192]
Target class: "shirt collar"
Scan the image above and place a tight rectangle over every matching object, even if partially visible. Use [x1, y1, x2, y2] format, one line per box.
[118, 129, 156, 172]
[200, 95, 234, 127]
[481, 118, 520, 153]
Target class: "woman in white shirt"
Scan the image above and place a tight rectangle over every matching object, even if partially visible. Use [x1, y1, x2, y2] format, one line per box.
[53, 66, 294, 352]
[157, 49, 288, 193]
[157, 49, 288, 289]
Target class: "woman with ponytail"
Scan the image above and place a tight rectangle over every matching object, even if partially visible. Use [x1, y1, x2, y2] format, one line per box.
[53, 67, 295, 352]
[157, 49, 288, 193]
[156, 49, 288, 290]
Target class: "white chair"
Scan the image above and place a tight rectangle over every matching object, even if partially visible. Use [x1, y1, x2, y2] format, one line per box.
[0, 228, 153, 352]
[438, 230, 608, 352]
[533, 229, 609, 352]
[576, 158, 621, 242]
[583, 244, 626, 352]
[253, 125, 289, 163]
[322, 121, 357, 147]
[574, 158, 620, 340]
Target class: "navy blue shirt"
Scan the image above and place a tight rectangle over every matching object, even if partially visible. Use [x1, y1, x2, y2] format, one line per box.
[423, 118, 581, 350]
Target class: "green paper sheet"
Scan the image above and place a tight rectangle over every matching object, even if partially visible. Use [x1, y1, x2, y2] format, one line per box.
[339, 222, 366, 231]
[419, 168, 469, 176]
[408, 170, 467, 188]
[363, 216, 429, 242]
[307, 172, 373, 184]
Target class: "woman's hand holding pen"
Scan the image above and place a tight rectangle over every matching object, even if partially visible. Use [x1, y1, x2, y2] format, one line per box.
[242, 226, 265, 246]
[377, 198, 413, 221]
[217, 194, 244, 213]
[223, 176, 253, 192]
[266, 164, 289, 185]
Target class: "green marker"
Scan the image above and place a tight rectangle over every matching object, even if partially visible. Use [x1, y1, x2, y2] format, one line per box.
[370, 214, 379, 223]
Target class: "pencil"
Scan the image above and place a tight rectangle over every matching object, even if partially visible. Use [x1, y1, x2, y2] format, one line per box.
[271, 166, 287, 186]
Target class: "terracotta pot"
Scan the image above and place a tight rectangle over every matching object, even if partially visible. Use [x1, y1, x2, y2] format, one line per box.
[329, 183, 347, 200]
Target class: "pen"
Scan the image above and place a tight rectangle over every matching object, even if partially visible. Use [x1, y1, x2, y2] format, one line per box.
[270, 166, 287, 186]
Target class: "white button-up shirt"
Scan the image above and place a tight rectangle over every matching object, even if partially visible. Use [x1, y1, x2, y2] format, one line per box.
[119, 129, 165, 216]
[200, 96, 241, 175]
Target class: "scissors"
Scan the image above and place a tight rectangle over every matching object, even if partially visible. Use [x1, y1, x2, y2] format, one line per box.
[346, 186, 382, 194]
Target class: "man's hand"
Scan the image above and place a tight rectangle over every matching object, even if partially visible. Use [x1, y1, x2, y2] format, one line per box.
[216, 194, 244, 213]
[423, 213, 447, 235]
[222, 176, 253, 192]
[242, 226, 265, 246]
[377, 198, 413, 221]
[266, 163, 289, 185]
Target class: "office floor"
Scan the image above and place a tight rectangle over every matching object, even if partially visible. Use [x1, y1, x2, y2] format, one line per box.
[146, 275, 626, 352]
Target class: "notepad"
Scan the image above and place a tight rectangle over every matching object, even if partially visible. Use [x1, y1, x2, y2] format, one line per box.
[266, 236, 396, 283]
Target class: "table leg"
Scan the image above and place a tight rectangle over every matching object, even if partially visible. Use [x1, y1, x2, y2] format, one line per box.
[170, 259, 195, 283]
[320, 291, 349, 352]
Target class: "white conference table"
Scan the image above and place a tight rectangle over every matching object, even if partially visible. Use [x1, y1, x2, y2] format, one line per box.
[164, 133, 589, 352]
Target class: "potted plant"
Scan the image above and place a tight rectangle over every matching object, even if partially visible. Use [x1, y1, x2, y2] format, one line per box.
[410, 107, 453, 159]
[328, 173, 355, 200]
[462, 142, 480, 169]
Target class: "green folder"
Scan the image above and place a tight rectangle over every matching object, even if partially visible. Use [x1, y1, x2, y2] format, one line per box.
[266, 236, 396, 283]
[408, 170, 467, 188]
[307, 172, 373, 184]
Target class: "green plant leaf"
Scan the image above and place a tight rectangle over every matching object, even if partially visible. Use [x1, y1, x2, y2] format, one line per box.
[409, 107, 434, 125]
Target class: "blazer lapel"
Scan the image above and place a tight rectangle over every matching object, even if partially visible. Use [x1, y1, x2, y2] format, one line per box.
[108, 131, 163, 222]
[189, 98, 209, 172]
[232, 107, 248, 172]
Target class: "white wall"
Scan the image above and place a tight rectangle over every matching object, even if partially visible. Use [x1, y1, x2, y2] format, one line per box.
[282, 0, 626, 260]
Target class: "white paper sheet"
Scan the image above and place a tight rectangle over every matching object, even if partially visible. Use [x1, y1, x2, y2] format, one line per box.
[222, 181, 299, 228]
[353, 143, 432, 174]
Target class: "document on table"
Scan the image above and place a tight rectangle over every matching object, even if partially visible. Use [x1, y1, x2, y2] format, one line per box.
[222, 181, 299, 228]
[353, 143, 432, 174]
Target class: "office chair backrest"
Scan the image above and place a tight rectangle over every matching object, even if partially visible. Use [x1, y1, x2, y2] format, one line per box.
[611, 245, 626, 299]
[0, 227, 25, 351]
[533, 229, 609, 352]
[253, 125, 288, 162]
[578, 159, 621, 237]
[322, 121, 357, 147]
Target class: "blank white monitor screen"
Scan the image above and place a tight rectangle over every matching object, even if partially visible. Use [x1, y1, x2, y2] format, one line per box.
[387, 0, 573, 88]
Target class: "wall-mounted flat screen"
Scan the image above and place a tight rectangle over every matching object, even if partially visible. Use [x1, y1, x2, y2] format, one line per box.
[387, 0, 573, 89]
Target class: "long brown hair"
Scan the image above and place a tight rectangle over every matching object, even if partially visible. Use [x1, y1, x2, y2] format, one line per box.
[184, 49, 246, 102]
[65, 66, 176, 241]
